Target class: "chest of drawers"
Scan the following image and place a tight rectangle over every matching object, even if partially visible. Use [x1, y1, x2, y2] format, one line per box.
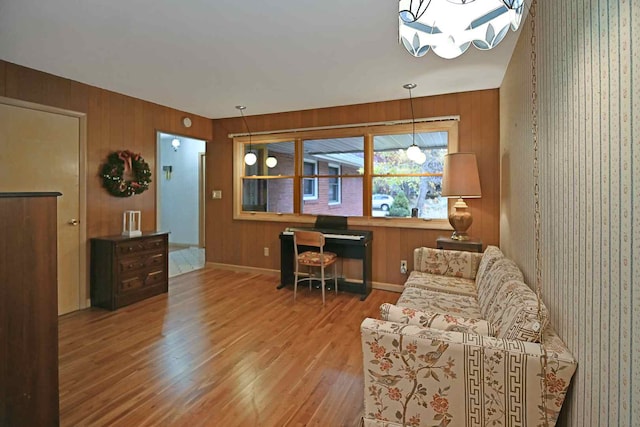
[90, 232, 169, 310]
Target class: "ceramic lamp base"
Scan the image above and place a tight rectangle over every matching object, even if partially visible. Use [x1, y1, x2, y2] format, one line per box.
[448, 198, 473, 240]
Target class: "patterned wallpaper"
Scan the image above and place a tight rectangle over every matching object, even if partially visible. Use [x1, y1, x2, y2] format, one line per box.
[500, 1, 639, 426]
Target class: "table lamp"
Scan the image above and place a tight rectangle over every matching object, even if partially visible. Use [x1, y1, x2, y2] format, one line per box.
[441, 152, 482, 240]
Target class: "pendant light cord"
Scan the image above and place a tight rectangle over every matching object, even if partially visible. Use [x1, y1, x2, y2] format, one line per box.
[239, 108, 252, 152]
[408, 87, 416, 146]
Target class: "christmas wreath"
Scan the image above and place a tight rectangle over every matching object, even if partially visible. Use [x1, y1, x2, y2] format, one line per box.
[101, 150, 152, 197]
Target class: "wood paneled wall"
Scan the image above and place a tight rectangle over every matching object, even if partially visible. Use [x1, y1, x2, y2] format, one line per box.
[0, 59, 499, 287]
[0, 60, 213, 239]
[207, 90, 500, 285]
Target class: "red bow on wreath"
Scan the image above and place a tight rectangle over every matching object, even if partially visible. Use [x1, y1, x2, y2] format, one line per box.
[118, 150, 137, 171]
[101, 150, 152, 197]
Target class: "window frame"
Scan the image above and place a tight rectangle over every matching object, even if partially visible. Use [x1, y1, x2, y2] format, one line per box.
[327, 163, 341, 205]
[302, 159, 318, 200]
[232, 121, 458, 230]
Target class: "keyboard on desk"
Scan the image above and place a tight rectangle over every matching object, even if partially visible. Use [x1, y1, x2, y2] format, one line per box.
[283, 227, 368, 241]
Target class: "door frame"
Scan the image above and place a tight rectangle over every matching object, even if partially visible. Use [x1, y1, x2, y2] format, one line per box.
[155, 131, 207, 248]
[0, 96, 89, 310]
[199, 152, 206, 248]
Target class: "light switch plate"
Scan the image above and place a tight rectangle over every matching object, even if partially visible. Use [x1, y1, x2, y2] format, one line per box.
[211, 190, 222, 199]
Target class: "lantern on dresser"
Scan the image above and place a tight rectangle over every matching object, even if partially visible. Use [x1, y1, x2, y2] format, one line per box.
[122, 210, 142, 237]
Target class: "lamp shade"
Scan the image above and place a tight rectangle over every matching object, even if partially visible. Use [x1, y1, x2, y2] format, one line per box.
[441, 153, 482, 198]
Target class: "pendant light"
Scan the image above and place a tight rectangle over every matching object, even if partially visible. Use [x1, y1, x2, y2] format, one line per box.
[403, 83, 422, 162]
[399, 0, 525, 59]
[265, 155, 278, 168]
[236, 105, 257, 166]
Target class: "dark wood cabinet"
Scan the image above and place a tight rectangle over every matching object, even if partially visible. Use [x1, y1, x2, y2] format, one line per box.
[0, 192, 60, 426]
[436, 236, 483, 253]
[90, 232, 169, 310]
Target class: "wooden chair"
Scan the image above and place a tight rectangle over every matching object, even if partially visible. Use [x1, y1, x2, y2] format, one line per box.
[293, 230, 338, 305]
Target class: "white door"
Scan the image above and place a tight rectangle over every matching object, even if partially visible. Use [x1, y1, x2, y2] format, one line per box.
[0, 101, 83, 315]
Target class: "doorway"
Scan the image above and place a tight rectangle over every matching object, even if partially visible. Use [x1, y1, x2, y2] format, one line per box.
[156, 132, 206, 276]
[0, 97, 87, 315]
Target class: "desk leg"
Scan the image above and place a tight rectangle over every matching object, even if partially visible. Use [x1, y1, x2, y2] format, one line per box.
[277, 238, 294, 289]
[359, 242, 372, 301]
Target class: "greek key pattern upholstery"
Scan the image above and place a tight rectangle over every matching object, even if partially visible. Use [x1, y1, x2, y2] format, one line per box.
[361, 319, 576, 427]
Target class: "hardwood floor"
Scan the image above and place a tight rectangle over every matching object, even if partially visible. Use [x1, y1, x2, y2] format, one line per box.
[59, 267, 399, 426]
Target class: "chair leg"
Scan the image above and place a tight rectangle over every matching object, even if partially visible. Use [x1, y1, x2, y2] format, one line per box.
[294, 263, 299, 301]
[321, 264, 326, 306]
[334, 262, 338, 295]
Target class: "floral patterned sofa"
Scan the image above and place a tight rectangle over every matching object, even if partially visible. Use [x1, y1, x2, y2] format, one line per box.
[361, 246, 577, 427]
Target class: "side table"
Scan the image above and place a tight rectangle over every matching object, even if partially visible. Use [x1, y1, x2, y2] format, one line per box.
[436, 236, 483, 253]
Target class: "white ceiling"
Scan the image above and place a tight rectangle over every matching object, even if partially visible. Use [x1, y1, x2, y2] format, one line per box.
[0, 0, 522, 119]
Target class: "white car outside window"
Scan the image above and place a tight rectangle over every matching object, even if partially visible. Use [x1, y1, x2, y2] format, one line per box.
[372, 194, 393, 211]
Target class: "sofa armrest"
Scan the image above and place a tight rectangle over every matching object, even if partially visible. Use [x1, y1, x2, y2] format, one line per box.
[413, 247, 482, 280]
[361, 318, 576, 427]
[379, 303, 495, 336]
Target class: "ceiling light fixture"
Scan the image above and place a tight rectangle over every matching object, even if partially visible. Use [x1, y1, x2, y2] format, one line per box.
[403, 83, 423, 163]
[236, 105, 257, 166]
[171, 137, 181, 151]
[399, 0, 525, 59]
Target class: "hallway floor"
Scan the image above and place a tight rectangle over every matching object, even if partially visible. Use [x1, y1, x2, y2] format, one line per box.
[168, 246, 205, 277]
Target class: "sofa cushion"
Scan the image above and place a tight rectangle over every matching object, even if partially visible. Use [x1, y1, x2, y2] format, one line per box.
[490, 280, 549, 342]
[474, 245, 504, 290]
[396, 286, 483, 319]
[413, 247, 482, 280]
[404, 271, 476, 297]
[477, 258, 524, 318]
[380, 303, 495, 336]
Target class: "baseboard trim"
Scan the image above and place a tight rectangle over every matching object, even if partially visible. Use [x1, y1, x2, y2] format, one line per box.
[206, 262, 280, 276]
[205, 262, 403, 293]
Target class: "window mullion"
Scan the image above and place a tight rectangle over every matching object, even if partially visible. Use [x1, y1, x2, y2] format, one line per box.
[363, 133, 373, 215]
[293, 138, 302, 213]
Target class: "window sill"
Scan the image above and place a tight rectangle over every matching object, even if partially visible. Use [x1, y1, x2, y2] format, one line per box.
[233, 211, 452, 230]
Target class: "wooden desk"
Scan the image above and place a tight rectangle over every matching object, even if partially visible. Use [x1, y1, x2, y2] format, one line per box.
[436, 236, 483, 253]
[278, 228, 373, 300]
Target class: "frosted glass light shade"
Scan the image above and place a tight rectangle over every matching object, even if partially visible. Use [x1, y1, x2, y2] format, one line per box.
[406, 144, 422, 161]
[414, 150, 427, 165]
[244, 151, 257, 166]
[265, 156, 278, 168]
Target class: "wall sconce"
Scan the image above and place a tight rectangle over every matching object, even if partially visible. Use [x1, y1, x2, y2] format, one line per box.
[171, 137, 181, 151]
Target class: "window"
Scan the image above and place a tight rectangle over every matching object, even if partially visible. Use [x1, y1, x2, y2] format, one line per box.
[328, 164, 341, 204]
[301, 137, 363, 216]
[233, 120, 458, 229]
[302, 160, 318, 200]
[372, 131, 448, 219]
